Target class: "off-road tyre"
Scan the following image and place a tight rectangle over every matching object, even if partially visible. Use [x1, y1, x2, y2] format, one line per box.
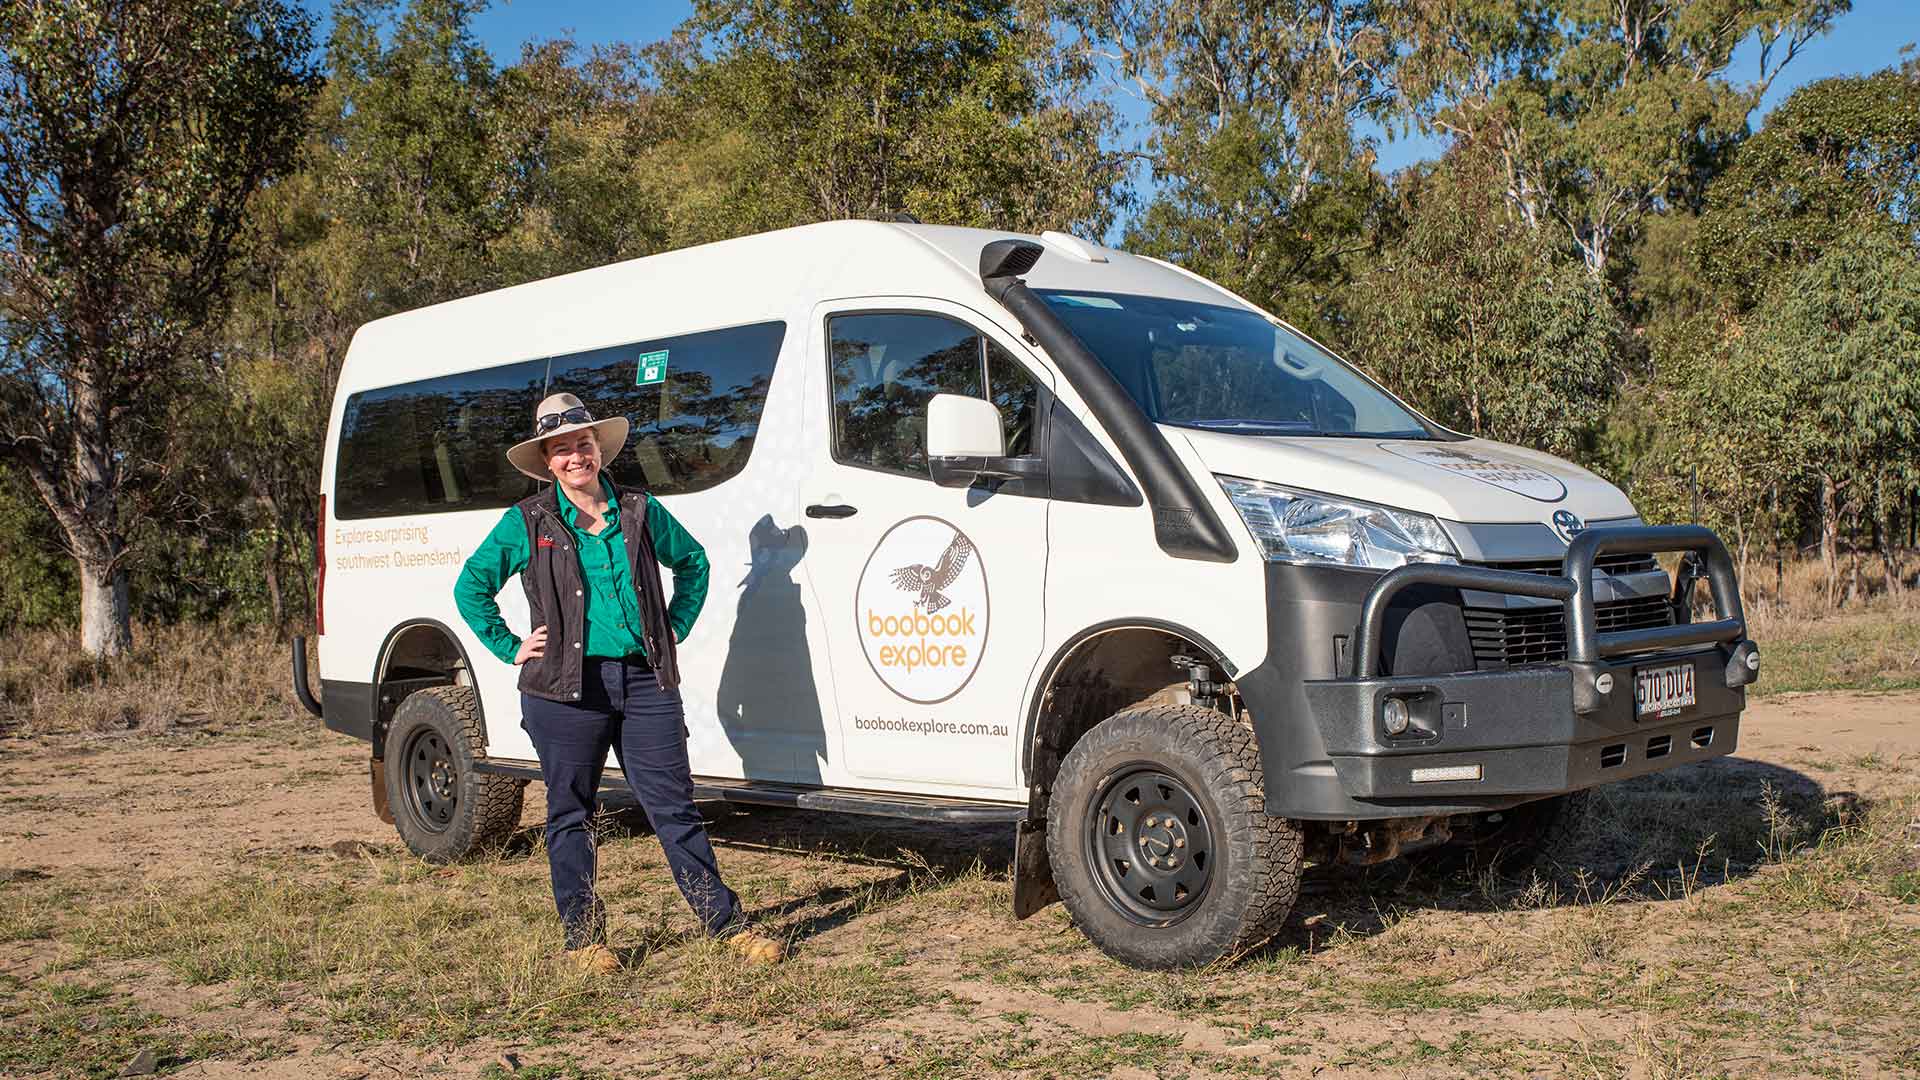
[1439, 790, 1592, 875]
[1047, 703, 1303, 969]
[384, 685, 524, 863]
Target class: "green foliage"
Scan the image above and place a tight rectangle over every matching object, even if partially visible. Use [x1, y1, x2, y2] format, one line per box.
[1339, 141, 1623, 457]
[0, 464, 74, 632]
[1631, 70, 1920, 565]
[0, 0, 1910, 633]
[1698, 68, 1920, 308]
[652, 0, 1124, 244]
[1387, 0, 1848, 281]
[1069, 0, 1390, 330]
[488, 41, 673, 282]
[1739, 230, 1920, 507]
[0, 0, 320, 652]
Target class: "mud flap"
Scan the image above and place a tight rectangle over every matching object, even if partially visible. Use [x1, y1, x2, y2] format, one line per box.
[370, 757, 394, 825]
[1011, 817, 1059, 918]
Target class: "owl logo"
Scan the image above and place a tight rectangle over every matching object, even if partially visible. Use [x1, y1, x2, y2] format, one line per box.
[856, 516, 990, 704]
[888, 533, 973, 613]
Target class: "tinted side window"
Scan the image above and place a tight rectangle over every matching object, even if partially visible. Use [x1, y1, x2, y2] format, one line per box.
[335, 360, 546, 519]
[547, 321, 786, 496]
[333, 321, 785, 520]
[829, 313, 984, 476]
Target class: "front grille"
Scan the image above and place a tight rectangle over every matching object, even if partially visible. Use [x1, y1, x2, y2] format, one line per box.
[1463, 594, 1675, 668]
[1468, 552, 1661, 576]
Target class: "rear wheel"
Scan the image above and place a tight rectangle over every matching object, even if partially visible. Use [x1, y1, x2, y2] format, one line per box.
[1047, 704, 1302, 969]
[384, 685, 524, 863]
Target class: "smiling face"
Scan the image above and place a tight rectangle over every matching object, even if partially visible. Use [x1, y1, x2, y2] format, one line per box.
[542, 430, 603, 496]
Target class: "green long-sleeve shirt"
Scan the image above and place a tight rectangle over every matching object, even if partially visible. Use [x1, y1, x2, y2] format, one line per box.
[453, 479, 709, 664]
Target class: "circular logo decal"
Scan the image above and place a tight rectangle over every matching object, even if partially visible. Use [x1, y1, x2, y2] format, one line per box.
[1379, 443, 1569, 502]
[1551, 509, 1585, 544]
[855, 516, 989, 704]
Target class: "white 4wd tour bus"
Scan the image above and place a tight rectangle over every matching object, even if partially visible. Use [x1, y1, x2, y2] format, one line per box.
[294, 221, 1758, 969]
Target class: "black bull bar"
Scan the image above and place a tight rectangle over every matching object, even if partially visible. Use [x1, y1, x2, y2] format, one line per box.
[1350, 524, 1756, 711]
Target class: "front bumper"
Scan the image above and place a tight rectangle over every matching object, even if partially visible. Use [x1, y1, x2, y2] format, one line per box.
[1301, 524, 1755, 805]
[1303, 643, 1744, 800]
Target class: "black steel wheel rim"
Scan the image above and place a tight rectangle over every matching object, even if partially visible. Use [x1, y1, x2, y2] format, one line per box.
[1083, 765, 1216, 925]
[404, 727, 458, 833]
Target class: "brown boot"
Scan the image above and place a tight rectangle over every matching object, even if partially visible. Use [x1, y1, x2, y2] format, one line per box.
[564, 942, 620, 975]
[726, 930, 786, 965]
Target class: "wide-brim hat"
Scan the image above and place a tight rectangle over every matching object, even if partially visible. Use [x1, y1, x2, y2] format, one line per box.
[506, 392, 631, 483]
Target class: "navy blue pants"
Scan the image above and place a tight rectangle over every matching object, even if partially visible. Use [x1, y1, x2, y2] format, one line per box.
[521, 658, 741, 948]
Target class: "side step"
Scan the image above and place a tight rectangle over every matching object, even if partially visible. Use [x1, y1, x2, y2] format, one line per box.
[471, 760, 1025, 824]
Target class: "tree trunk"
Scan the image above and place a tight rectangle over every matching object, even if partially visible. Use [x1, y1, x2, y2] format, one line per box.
[1820, 472, 1838, 610]
[1771, 483, 1784, 609]
[1843, 503, 1862, 607]
[264, 530, 286, 634]
[1882, 504, 1904, 596]
[78, 556, 132, 657]
[1732, 505, 1748, 573]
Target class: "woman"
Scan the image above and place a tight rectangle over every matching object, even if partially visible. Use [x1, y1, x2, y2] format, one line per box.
[453, 391, 782, 972]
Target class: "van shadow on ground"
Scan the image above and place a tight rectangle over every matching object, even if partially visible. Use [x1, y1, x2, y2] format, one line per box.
[508, 754, 1850, 957]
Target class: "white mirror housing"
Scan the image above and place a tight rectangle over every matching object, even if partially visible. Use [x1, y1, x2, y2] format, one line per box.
[927, 393, 1005, 459]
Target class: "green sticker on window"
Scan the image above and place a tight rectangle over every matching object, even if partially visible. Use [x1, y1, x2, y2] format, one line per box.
[637, 350, 669, 386]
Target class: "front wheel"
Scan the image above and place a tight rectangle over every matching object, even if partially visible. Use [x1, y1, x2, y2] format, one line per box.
[1046, 704, 1302, 969]
[383, 685, 524, 863]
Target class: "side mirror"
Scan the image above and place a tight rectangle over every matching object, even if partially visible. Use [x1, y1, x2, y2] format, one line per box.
[928, 393, 1005, 458]
[926, 393, 1046, 489]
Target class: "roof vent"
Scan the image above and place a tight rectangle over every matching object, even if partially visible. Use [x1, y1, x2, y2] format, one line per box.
[1039, 230, 1108, 263]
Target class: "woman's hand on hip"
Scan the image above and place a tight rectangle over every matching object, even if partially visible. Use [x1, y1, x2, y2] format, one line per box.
[514, 626, 548, 665]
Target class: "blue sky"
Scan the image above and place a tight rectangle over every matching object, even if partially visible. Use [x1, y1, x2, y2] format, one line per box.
[317, 0, 1919, 177]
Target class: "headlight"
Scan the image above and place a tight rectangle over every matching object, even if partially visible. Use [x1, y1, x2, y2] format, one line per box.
[1217, 477, 1458, 569]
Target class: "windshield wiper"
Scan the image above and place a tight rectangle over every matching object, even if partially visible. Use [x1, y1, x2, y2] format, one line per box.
[1183, 418, 1314, 433]
[1176, 420, 1435, 439]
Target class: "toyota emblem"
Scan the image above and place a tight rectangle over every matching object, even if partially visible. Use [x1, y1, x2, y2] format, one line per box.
[1551, 510, 1585, 544]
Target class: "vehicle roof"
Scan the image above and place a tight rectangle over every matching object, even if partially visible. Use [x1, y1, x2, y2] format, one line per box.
[335, 220, 1251, 394]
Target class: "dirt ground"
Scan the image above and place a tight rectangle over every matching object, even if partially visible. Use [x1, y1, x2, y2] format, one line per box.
[1, 690, 1917, 1079]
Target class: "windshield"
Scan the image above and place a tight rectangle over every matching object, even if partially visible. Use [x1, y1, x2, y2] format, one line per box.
[1037, 290, 1435, 438]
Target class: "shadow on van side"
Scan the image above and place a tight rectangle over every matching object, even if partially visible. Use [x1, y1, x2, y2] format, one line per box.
[713, 515, 827, 785]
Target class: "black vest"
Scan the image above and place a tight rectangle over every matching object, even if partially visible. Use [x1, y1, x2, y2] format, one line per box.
[514, 481, 681, 701]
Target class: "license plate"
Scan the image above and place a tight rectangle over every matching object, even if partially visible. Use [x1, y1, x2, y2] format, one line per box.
[1635, 662, 1696, 718]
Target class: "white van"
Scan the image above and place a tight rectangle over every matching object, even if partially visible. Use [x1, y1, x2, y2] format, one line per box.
[294, 220, 1757, 968]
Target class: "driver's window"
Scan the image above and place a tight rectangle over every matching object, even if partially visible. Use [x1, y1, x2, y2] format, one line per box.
[828, 312, 1039, 479]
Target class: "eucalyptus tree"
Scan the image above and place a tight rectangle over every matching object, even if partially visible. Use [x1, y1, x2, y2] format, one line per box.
[1642, 69, 1920, 592]
[0, 0, 318, 655]
[1386, 0, 1847, 281]
[649, 0, 1126, 245]
[1058, 0, 1393, 329]
[1697, 66, 1920, 309]
[1341, 139, 1621, 458]
[1730, 231, 1920, 603]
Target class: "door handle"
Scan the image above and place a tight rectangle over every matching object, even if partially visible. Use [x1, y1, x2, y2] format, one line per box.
[805, 503, 859, 519]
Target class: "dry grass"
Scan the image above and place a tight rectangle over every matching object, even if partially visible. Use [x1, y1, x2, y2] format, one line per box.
[0, 622, 311, 739]
[3, 570, 1917, 1075]
[4, 765, 1918, 1077]
[1747, 603, 1920, 695]
[1734, 548, 1916, 614]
